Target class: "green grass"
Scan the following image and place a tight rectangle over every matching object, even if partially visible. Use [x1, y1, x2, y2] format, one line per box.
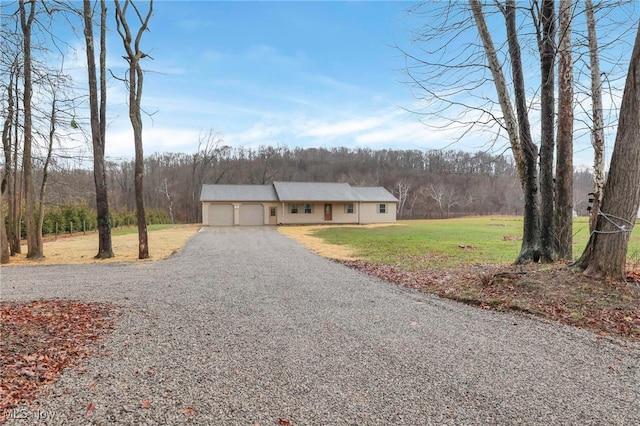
[313, 216, 640, 270]
[111, 224, 175, 237]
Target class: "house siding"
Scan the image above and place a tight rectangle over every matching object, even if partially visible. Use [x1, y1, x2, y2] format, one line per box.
[280, 202, 361, 224]
[200, 182, 398, 226]
[359, 202, 397, 224]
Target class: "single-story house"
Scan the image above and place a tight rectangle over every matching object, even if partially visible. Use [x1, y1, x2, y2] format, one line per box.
[200, 181, 398, 226]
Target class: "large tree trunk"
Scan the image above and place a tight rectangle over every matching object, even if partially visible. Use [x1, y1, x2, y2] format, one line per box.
[470, 0, 543, 264]
[504, 0, 542, 264]
[585, 0, 606, 233]
[19, 0, 43, 259]
[84, 0, 114, 259]
[575, 22, 640, 280]
[538, 0, 556, 262]
[555, 0, 574, 260]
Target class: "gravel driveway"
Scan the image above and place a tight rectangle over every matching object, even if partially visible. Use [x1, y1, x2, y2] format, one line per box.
[2, 227, 639, 425]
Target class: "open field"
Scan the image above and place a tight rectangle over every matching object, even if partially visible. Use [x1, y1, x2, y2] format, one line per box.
[1, 224, 201, 267]
[311, 216, 640, 269]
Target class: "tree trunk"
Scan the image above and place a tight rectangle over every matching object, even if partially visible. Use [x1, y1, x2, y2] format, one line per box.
[470, 0, 542, 263]
[504, 0, 542, 264]
[36, 97, 57, 254]
[115, 0, 153, 259]
[1, 61, 15, 263]
[133, 63, 149, 259]
[585, 0, 606, 233]
[0, 187, 8, 264]
[538, 0, 556, 262]
[555, 0, 574, 260]
[575, 22, 640, 280]
[10, 71, 22, 255]
[84, 0, 114, 259]
[19, 0, 43, 259]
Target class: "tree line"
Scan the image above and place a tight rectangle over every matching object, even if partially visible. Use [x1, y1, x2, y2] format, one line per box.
[32, 143, 600, 225]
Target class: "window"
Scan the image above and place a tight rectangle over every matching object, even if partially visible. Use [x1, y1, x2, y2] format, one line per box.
[290, 204, 299, 214]
[344, 203, 354, 214]
[304, 203, 313, 214]
[270, 207, 276, 217]
[378, 204, 387, 214]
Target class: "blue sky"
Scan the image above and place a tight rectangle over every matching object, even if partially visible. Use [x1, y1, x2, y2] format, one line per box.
[50, 0, 638, 167]
[80, 0, 432, 160]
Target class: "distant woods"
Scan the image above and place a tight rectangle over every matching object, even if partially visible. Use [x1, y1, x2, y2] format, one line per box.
[38, 144, 597, 224]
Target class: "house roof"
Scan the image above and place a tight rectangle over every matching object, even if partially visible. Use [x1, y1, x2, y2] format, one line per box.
[200, 184, 278, 202]
[351, 186, 399, 202]
[273, 182, 357, 202]
[200, 182, 398, 203]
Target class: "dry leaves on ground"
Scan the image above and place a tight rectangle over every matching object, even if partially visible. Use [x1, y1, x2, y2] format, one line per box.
[0, 300, 116, 423]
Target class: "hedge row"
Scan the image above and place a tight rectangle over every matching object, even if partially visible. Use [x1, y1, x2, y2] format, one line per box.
[9, 203, 172, 237]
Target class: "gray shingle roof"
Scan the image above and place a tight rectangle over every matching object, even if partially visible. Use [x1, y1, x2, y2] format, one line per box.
[273, 182, 356, 202]
[200, 184, 278, 201]
[200, 182, 397, 203]
[351, 187, 399, 202]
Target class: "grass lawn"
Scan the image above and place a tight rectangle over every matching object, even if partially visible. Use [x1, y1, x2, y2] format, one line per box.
[313, 216, 640, 270]
[309, 216, 640, 343]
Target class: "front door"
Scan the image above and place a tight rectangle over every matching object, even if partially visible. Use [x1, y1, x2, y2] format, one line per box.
[324, 204, 332, 221]
[269, 207, 277, 225]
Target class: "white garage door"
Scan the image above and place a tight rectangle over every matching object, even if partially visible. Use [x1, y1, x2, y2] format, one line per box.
[208, 204, 234, 226]
[239, 204, 264, 226]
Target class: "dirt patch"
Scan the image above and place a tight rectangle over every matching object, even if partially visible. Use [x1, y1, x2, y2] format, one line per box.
[1, 225, 201, 267]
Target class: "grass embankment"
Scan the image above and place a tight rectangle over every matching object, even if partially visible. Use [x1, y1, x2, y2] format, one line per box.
[303, 217, 640, 343]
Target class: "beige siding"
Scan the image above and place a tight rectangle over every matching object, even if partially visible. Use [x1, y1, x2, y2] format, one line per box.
[280, 202, 361, 224]
[203, 201, 396, 225]
[359, 202, 397, 224]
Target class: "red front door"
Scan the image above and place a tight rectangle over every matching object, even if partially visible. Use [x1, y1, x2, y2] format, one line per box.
[324, 204, 332, 221]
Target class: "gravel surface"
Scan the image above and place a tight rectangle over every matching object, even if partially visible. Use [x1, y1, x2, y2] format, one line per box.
[1, 227, 639, 425]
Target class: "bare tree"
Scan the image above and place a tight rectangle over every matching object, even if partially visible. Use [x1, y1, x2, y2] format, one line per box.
[584, 0, 606, 233]
[575, 21, 640, 280]
[83, 0, 114, 258]
[536, 0, 557, 261]
[470, 0, 544, 263]
[19, 0, 43, 259]
[114, 0, 153, 259]
[394, 179, 411, 217]
[555, 0, 574, 260]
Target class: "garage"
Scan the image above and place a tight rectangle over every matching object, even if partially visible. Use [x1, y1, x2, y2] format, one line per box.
[239, 204, 264, 226]
[208, 204, 234, 226]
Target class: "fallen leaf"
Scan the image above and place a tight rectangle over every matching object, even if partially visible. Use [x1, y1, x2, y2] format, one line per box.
[181, 406, 195, 414]
[86, 402, 95, 416]
[278, 418, 291, 425]
[141, 399, 152, 408]
[609, 364, 618, 372]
